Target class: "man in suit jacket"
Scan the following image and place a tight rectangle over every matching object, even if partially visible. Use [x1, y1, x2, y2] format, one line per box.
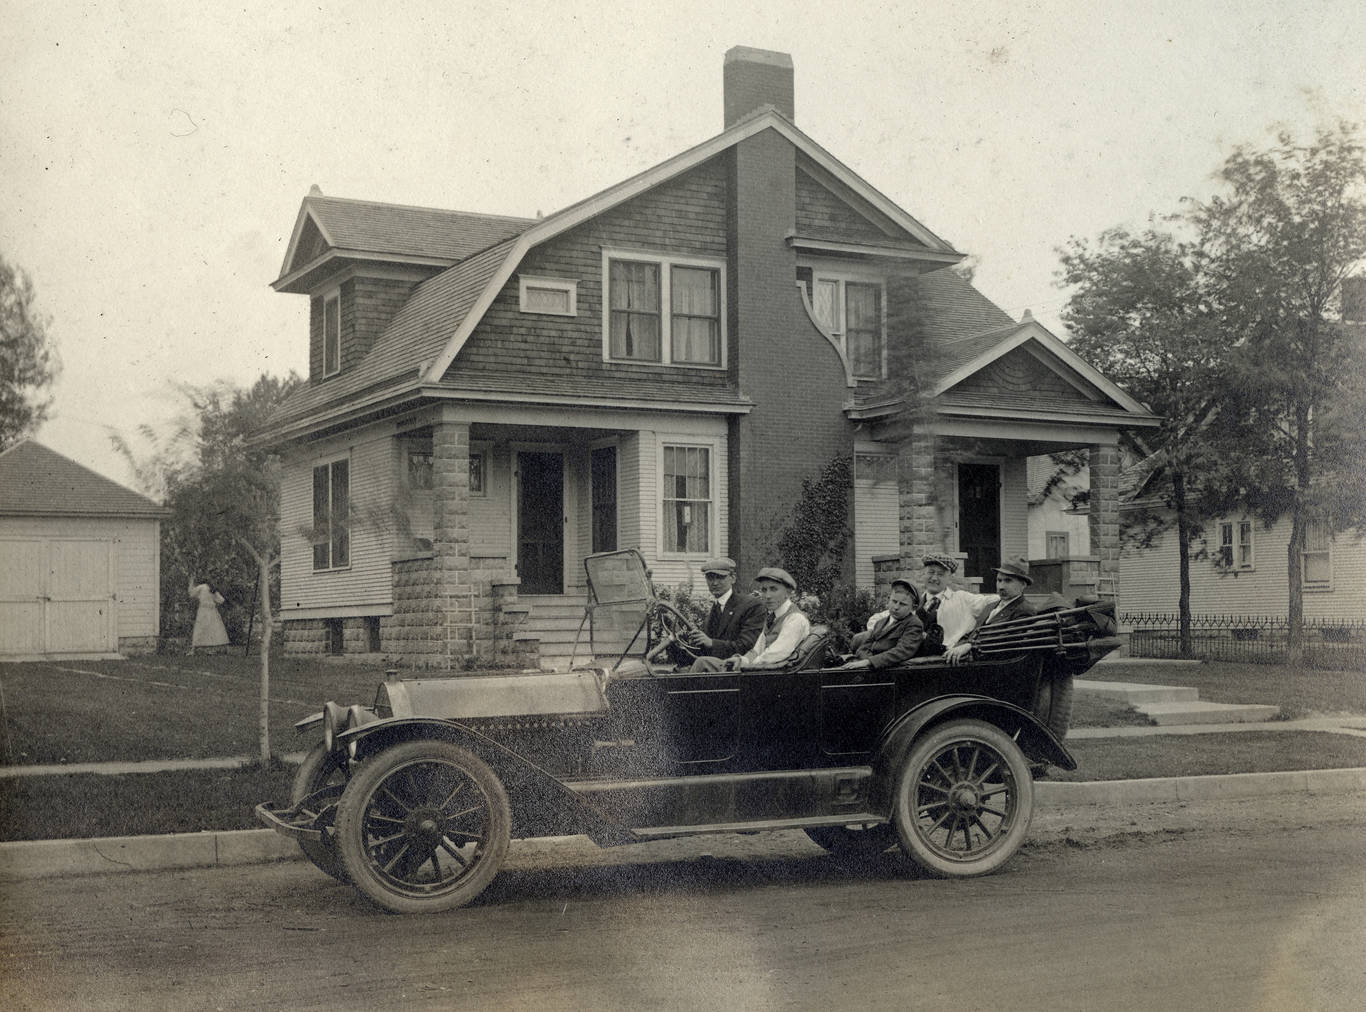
[946, 556, 1038, 665]
[842, 578, 925, 670]
[680, 557, 766, 662]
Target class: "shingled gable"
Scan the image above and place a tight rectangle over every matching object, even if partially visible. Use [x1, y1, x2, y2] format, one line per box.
[0, 441, 167, 518]
[265, 106, 964, 438]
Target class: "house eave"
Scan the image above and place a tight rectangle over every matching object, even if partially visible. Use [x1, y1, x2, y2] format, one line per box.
[272, 249, 458, 294]
[845, 395, 1161, 430]
[420, 386, 755, 416]
[787, 235, 965, 266]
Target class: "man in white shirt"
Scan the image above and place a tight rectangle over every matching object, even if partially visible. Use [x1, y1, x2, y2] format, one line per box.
[693, 567, 811, 671]
[918, 553, 998, 653]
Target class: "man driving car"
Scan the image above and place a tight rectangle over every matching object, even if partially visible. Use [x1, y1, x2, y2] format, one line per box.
[680, 557, 766, 665]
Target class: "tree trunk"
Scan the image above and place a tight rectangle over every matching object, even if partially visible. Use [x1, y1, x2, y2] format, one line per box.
[1172, 470, 1194, 657]
[1286, 400, 1312, 667]
[257, 550, 273, 763]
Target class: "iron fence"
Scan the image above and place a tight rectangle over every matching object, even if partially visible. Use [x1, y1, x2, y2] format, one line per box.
[1121, 612, 1366, 669]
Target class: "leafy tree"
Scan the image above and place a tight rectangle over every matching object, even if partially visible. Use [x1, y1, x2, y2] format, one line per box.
[1057, 227, 1230, 654]
[772, 455, 853, 599]
[0, 254, 61, 450]
[113, 372, 301, 759]
[1190, 124, 1366, 659]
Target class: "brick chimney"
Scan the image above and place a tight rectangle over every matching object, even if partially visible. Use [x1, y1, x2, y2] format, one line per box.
[723, 46, 794, 127]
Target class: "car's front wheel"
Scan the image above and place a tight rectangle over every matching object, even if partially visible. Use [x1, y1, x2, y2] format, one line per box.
[892, 719, 1034, 878]
[291, 742, 350, 883]
[334, 740, 511, 914]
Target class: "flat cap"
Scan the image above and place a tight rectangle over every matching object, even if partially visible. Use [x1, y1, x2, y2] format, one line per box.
[754, 566, 797, 590]
[921, 553, 959, 574]
[700, 557, 737, 574]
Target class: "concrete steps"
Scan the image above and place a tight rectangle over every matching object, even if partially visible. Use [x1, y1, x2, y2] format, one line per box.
[518, 595, 637, 670]
[1076, 678, 1279, 726]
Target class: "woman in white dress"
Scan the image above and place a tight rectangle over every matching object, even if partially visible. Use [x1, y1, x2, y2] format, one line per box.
[188, 580, 229, 654]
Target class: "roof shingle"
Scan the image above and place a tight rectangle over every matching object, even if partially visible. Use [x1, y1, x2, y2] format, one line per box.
[0, 441, 167, 517]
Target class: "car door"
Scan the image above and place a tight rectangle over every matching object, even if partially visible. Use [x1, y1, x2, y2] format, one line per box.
[818, 666, 896, 757]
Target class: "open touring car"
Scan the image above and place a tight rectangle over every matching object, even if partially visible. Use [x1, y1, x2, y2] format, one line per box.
[257, 549, 1119, 913]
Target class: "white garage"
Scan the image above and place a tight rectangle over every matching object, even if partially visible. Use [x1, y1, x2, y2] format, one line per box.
[0, 441, 166, 658]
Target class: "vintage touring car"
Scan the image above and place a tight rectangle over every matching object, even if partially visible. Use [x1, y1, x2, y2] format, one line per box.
[258, 550, 1119, 914]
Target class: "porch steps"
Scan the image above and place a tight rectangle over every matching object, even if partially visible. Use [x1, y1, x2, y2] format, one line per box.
[518, 595, 637, 670]
[1075, 679, 1279, 725]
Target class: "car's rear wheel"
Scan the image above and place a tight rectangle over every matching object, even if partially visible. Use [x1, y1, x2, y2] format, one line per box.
[334, 740, 511, 914]
[291, 742, 350, 883]
[892, 719, 1034, 878]
[803, 822, 898, 860]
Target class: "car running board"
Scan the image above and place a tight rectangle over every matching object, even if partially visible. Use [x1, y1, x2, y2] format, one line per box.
[628, 813, 887, 841]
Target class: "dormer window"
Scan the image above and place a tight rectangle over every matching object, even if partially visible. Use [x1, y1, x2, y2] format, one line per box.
[322, 289, 341, 377]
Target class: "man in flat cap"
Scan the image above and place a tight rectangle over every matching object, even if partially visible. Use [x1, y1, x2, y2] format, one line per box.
[946, 556, 1037, 665]
[918, 553, 998, 657]
[693, 566, 810, 671]
[841, 577, 925, 670]
[678, 557, 766, 663]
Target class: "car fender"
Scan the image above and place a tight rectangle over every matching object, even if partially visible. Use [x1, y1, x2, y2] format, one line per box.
[333, 716, 635, 845]
[868, 694, 1077, 814]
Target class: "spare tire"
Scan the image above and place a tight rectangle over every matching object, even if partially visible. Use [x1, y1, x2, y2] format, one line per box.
[1031, 667, 1074, 741]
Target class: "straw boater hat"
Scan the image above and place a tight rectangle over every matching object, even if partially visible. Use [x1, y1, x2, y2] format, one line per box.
[754, 566, 796, 590]
[993, 556, 1033, 585]
[920, 553, 958, 574]
[701, 557, 736, 575]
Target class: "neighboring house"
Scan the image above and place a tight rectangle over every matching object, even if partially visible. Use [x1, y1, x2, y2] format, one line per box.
[0, 440, 167, 658]
[263, 47, 1159, 667]
[1117, 458, 1366, 621]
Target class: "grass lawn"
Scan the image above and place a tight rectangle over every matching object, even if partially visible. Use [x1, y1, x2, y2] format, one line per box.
[0, 762, 295, 842]
[1071, 693, 1152, 729]
[1089, 659, 1366, 719]
[1053, 731, 1366, 782]
[0, 655, 384, 765]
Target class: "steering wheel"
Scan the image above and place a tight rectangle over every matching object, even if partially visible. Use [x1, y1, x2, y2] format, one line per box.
[652, 601, 705, 660]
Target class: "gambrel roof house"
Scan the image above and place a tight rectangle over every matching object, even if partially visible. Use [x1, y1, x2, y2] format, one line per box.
[264, 47, 1158, 668]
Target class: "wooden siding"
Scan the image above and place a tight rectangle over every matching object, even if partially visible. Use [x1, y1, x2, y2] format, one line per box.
[448, 157, 735, 398]
[949, 348, 1092, 407]
[795, 167, 895, 244]
[1001, 457, 1030, 561]
[469, 442, 512, 562]
[1119, 512, 1366, 620]
[0, 516, 159, 638]
[279, 422, 396, 615]
[854, 476, 899, 589]
[628, 421, 729, 590]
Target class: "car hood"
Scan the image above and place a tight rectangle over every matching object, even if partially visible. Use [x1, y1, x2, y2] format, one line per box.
[382, 670, 609, 721]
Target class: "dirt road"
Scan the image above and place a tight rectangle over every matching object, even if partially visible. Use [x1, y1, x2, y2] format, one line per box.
[3, 794, 1364, 1010]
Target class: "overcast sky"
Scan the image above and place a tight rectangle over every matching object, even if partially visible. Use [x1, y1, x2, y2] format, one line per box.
[3, 0, 1363, 490]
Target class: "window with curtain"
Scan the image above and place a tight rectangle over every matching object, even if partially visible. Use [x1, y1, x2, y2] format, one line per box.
[798, 269, 885, 379]
[312, 457, 350, 570]
[1303, 521, 1332, 588]
[670, 266, 720, 365]
[609, 260, 660, 361]
[662, 444, 711, 554]
[1218, 520, 1253, 570]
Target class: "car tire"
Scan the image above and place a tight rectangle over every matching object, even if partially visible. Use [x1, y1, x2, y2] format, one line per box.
[803, 823, 898, 860]
[892, 718, 1034, 878]
[291, 742, 350, 884]
[1031, 668, 1075, 741]
[334, 740, 511, 915]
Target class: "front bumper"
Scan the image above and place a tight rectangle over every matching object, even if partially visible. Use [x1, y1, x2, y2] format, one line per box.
[254, 784, 344, 843]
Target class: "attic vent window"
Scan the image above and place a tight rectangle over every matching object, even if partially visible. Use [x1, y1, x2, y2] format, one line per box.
[519, 276, 577, 317]
[322, 289, 341, 377]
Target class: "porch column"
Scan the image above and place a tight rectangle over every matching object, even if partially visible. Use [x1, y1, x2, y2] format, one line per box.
[432, 415, 473, 667]
[897, 428, 940, 571]
[1088, 443, 1121, 598]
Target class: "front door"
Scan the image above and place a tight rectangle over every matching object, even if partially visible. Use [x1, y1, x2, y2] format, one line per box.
[958, 462, 1001, 593]
[517, 451, 564, 594]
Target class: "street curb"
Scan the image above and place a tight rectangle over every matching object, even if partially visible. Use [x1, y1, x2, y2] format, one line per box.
[3, 767, 1365, 881]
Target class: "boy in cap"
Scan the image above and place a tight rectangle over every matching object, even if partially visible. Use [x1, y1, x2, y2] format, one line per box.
[946, 556, 1038, 664]
[693, 567, 811, 671]
[679, 557, 766, 662]
[841, 577, 925, 670]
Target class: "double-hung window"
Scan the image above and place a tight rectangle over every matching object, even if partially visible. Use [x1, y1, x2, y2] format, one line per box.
[1302, 521, 1332, 589]
[661, 444, 711, 554]
[1218, 520, 1253, 571]
[322, 290, 341, 377]
[605, 252, 724, 367]
[312, 457, 350, 570]
[802, 269, 885, 379]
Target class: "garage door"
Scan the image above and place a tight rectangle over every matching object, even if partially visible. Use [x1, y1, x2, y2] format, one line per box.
[0, 538, 117, 655]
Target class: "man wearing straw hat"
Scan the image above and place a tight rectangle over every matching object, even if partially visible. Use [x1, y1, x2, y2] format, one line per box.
[945, 556, 1037, 665]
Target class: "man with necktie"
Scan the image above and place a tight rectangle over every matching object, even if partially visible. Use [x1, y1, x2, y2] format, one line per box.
[841, 578, 924, 669]
[946, 556, 1038, 665]
[918, 553, 997, 657]
[692, 567, 811, 671]
[680, 557, 766, 665]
